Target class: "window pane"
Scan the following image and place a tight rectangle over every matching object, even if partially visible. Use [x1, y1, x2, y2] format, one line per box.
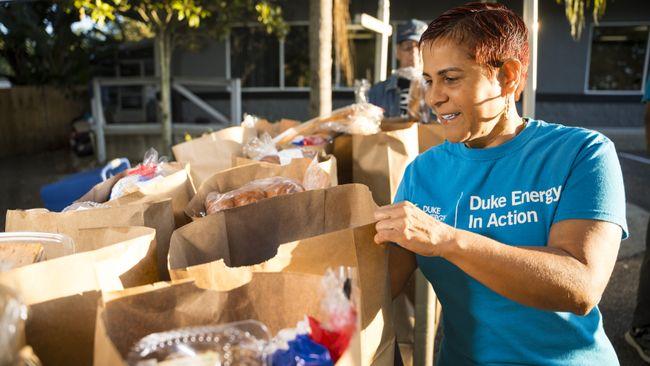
[118, 62, 141, 77]
[231, 27, 280, 87]
[285, 25, 310, 87]
[588, 25, 649, 91]
[349, 29, 375, 86]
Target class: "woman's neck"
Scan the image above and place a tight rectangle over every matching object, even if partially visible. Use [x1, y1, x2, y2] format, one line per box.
[465, 104, 526, 149]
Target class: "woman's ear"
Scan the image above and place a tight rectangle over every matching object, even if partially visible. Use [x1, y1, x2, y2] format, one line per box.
[497, 58, 522, 97]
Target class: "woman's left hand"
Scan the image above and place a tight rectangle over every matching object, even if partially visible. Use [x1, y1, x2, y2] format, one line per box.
[374, 201, 457, 257]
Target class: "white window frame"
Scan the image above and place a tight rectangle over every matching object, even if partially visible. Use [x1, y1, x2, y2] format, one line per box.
[227, 21, 400, 92]
[584, 21, 650, 95]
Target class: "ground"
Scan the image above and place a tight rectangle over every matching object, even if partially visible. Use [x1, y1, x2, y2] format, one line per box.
[0, 148, 648, 365]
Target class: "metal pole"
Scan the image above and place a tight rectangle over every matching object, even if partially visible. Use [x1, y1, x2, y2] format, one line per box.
[374, 0, 390, 83]
[414, 270, 436, 366]
[522, 0, 538, 118]
[279, 38, 286, 88]
[92, 78, 107, 164]
[231, 78, 242, 125]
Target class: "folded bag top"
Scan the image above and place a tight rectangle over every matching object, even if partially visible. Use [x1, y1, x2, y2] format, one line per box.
[172, 184, 377, 270]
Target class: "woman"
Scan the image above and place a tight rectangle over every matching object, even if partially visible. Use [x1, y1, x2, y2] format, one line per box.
[375, 3, 627, 365]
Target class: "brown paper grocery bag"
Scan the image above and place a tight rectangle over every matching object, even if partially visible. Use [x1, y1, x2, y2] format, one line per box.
[418, 123, 445, 153]
[233, 154, 339, 187]
[0, 226, 157, 366]
[169, 184, 399, 365]
[330, 123, 418, 206]
[107, 163, 196, 228]
[254, 118, 301, 137]
[94, 274, 363, 366]
[185, 157, 336, 219]
[172, 126, 256, 186]
[5, 199, 175, 280]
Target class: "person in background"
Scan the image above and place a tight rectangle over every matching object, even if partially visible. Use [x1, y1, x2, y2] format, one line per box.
[368, 19, 427, 118]
[625, 77, 650, 364]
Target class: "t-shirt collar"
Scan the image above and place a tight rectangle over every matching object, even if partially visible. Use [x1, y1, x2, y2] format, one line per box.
[449, 119, 539, 160]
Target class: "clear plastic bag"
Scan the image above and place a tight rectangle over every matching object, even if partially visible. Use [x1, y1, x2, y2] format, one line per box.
[394, 66, 422, 81]
[308, 267, 357, 362]
[354, 79, 370, 104]
[302, 158, 332, 191]
[127, 320, 270, 366]
[241, 113, 261, 129]
[205, 177, 305, 215]
[62, 201, 109, 212]
[243, 133, 280, 163]
[0, 284, 28, 366]
[407, 74, 433, 123]
[110, 148, 169, 200]
[319, 103, 384, 135]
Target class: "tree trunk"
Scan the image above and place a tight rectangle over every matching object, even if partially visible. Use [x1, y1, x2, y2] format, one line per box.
[309, 0, 333, 118]
[157, 29, 173, 154]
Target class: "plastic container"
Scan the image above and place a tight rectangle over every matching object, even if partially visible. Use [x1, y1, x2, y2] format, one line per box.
[0, 232, 75, 271]
[127, 320, 271, 366]
[40, 158, 130, 212]
[0, 284, 28, 366]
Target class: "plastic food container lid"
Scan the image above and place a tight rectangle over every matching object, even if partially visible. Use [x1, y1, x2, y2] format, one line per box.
[0, 232, 75, 262]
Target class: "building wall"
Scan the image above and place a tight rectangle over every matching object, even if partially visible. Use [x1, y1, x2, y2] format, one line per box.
[170, 0, 649, 130]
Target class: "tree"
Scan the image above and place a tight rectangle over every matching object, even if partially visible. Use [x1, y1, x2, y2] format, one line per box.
[309, 0, 332, 118]
[73, 0, 287, 152]
[0, 2, 116, 86]
[557, 0, 607, 40]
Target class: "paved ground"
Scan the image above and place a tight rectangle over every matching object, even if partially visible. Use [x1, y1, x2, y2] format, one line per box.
[0, 148, 648, 365]
[601, 151, 650, 366]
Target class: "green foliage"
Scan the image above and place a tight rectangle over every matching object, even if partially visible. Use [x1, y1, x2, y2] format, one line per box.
[556, 0, 608, 40]
[0, 2, 118, 86]
[72, 0, 288, 44]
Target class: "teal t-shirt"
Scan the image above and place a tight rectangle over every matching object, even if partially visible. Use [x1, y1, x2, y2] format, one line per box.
[394, 120, 628, 365]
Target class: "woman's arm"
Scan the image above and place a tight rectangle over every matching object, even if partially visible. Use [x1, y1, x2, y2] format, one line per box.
[374, 201, 622, 315]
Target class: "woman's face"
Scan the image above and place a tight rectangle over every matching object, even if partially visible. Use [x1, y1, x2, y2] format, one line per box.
[422, 39, 506, 145]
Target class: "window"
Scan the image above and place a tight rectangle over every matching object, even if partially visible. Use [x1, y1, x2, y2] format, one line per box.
[284, 25, 310, 87]
[586, 24, 650, 93]
[229, 23, 395, 89]
[230, 27, 280, 87]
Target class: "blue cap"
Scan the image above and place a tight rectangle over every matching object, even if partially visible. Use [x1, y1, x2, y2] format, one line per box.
[396, 19, 428, 44]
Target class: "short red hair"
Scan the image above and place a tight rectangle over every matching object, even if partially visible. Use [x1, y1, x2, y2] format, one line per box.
[419, 2, 530, 97]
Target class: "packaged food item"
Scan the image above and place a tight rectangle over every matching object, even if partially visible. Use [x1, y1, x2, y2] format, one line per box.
[127, 320, 270, 366]
[0, 232, 75, 271]
[308, 267, 357, 362]
[110, 148, 169, 200]
[318, 103, 384, 136]
[264, 267, 356, 364]
[273, 103, 385, 147]
[243, 133, 279, 162]
[302, 158, 332, 191]
[269, 334, 332, 366]
[0, 284, 28, 366]
[291, 135, 331, 148]
[205, 177, 305, 215]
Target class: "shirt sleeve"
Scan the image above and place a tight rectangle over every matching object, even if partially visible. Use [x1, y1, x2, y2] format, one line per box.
[552, 134, 628, 239]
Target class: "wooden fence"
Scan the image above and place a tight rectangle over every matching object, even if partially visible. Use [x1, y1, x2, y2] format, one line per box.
[0, 86, 87, 158]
